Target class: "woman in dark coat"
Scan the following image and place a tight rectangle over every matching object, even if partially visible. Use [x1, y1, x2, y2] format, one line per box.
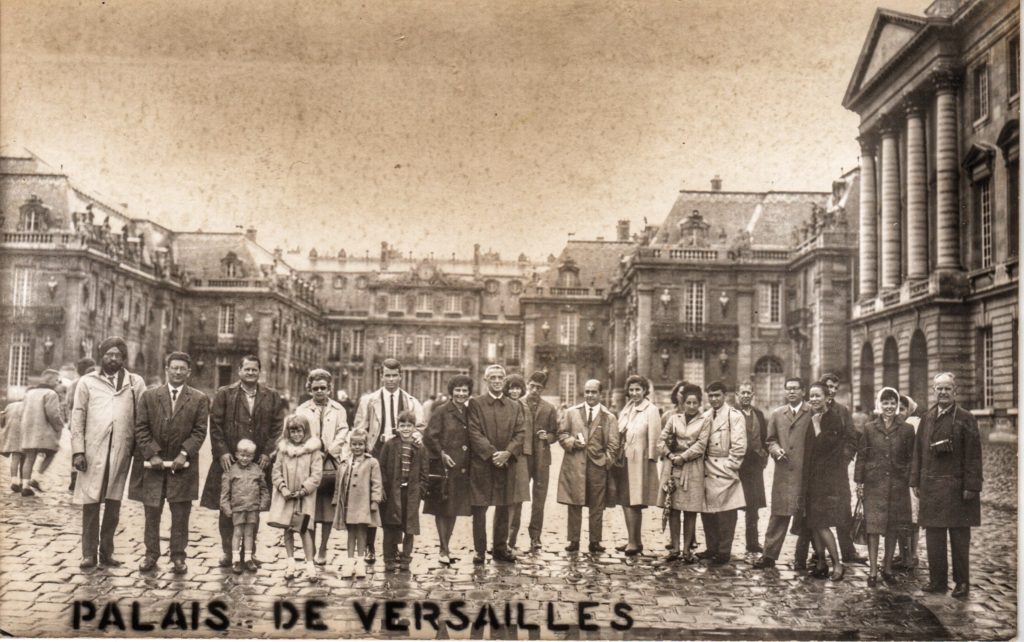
[422, 374, 474, 565]
[799, 381, 849, 581]
[854, 387, 914, 586]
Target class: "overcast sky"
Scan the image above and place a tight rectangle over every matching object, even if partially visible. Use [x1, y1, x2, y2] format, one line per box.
[1, 0, 926, 260]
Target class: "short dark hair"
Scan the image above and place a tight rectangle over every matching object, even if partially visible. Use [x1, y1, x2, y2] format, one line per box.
[381, 358, 401, 372]
[528, 371, 548, 387]
[625, 374, 650, 396]
[671, 381, 702, 405]
[446, 374, 474, 396]
[239, 354, 261, 370]
[784, 376, 804, 389]
[396, 409, 417, 425]
[503, 374, 527, 396]
[76, 358, 96, 376]
[705, 380, 727, 394]
[821, 372, 840, 386]
[165, 351, 192, 368]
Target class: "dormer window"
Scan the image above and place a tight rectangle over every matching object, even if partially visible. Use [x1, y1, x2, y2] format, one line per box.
[678, 210, 710, 247]
[221, 251, 243, 278]
[19, 195, 53, 232]
[557, 258, 581, 288]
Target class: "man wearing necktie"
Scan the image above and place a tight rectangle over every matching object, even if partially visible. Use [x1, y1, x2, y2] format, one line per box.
[352, 358, 424, 564]
[556, 379, 618, 554]
[129, 352, 209, 575]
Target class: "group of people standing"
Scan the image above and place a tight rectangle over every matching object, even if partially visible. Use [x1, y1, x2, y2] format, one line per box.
[0, 335, 983, 598]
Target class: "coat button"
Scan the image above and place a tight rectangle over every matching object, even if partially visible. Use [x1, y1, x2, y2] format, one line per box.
[462, 445, 468, 451]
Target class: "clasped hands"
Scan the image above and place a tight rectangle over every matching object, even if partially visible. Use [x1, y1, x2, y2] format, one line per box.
[491, 450, 512, 467]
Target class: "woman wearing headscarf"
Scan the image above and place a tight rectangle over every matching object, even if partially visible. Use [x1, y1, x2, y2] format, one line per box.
[609, 374, 661, 556]
[295, 369, 349, 565]
[656, 382, 710, 563]
[422, 374, 475, 565]
[854, 387, 915, 586]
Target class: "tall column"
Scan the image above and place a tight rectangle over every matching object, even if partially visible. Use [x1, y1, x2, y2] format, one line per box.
[905, 99, 929, 279]
[934, 71, 961, 270]
[636, 288, 652, 377]
[858, 136, 879, 299]
[880, 123, 902, 290]
[523, 318, 536, 377]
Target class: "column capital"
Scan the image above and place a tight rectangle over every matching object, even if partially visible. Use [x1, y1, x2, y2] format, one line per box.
[931, 65, 962, 92]
[902, 93, 927, 117]
[857, 131, 878, 152]
[878, 114, 900, 137]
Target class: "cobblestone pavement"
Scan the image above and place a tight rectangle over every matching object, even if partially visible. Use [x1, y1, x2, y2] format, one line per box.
[0, 433, 1016, 639]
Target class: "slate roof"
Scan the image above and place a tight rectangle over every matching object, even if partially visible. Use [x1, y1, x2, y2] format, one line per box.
[543, 239, 634, 288]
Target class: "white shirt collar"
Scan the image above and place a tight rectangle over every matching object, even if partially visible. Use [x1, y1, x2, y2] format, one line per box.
[789, 402, 803, 414]
[168, 383, 182, 394]
[488, 391, 503, 400]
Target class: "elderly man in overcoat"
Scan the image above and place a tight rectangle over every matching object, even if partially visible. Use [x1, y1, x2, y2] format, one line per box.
[699, 381, 746, 564]
[556, 379, 618, 553]
[71, 336, 146, 569]
[199, 355, 286, 568]
[129, 352, 209, 574]
[467, 364, 526, 564]
[911, 372, 983, 598]
[754, 377, 812, 569]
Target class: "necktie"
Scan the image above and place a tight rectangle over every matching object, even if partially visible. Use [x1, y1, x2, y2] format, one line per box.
[389, 393, 396, 431]
[171, 388, 178, 412]
[713, 408, 717, 420]
[587, 408, 593, 427]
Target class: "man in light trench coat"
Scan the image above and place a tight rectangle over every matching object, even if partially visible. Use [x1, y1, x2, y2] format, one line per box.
[698, 380, 746, 564]
[71, 336, 146, 569]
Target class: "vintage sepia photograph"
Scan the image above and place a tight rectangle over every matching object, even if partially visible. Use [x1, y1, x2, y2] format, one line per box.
[0, 0, 1019, 638]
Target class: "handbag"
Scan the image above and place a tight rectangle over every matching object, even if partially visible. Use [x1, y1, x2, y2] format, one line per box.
[289, 507, 310, 533]
[320, 455, 338, 487]
[425, 458, 448, 502]
[851, 498, 868, 546]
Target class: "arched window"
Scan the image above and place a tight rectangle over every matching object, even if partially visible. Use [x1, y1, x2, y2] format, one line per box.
[753, 356, 784, 407]
[909, 330, 928, 409]
[882, 337, 899, 390]
[859, 342, 875, 412]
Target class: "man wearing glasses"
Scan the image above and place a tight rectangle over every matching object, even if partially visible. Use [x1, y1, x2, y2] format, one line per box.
[754, 377, 812, 569]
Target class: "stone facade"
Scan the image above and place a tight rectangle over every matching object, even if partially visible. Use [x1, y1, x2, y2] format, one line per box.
[843, 0, 1019, 436]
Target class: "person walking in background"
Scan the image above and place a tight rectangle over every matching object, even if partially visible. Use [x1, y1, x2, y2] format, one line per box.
[9, 369, 63, 495]
[1, 399, 25, 491]
[855, 387, 914, 587]
[556, 379, 618, 554]
[130, 352, 209, 575]
[200, 355, 287, 570]
[734, 381, 768, 555]
[657, 382, 709, 563]
[513, 371, 559, 552]
[697, 381, 746, 565]
[422, 375, 475, 565]
[295, 369, 349, 566]
[70, 336, 145, 569]
[608, 375, 661, 557]
[754, 377, 812, 570]
[912, 372, 982, 599]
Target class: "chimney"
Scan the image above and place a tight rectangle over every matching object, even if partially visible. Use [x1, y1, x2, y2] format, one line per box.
[245, 226, 257, 242]
[616, 219, 630, 242]
[711, 175, 723, 191]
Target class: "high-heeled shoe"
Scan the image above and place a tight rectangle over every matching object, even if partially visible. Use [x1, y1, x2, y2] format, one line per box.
[808, 563, 829, 579]
[867, 573, 878, 587]
[615, 544, 628, 552]
[624, 546, 643, 557]
[830, 564, 845, 581]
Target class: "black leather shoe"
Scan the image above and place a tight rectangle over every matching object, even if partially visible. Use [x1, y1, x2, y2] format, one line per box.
[473, 554, 486, 565]
[623, 547, 642, 557]
[921, 583, 948, 594]
[493, 550, 517, 563]
[695, 549, 714, 560]
[20, 487, 34, 497]
[232, 561, 244, 574]
[747, 544, 764, 553]
[752, 556, 775, 569]
[27, 479, 42, 492]
[244, 560, 258, 573]
[138, 556, 158, 572]
[589, 542, 606, 553]
[867, 574, 878, 587]
[565, 541, 580, 552]
[99, 556, 123, 567]
[530, 539, 542, 551]
[951, 583, 970, 598]
[219, 556, 233, 568]
[171, 560, 187, 575]
[709, 555, 730, 565]
[80, 556, 98, 569]
[10, 483, 21, 493]
[364, 551, 376, 564]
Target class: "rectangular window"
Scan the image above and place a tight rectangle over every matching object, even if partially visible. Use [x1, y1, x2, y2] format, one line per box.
[486, 340, 497, 361]
[415, 335, 431, 359]
[982, 326, 994, 408]
[123, 288, 132, 321]
[7, 331, 31, 388]
[682, 347, 704, 389]
[328, 329, 342, 360]
[1010, 36, 1020, 99]
[558, 313, 578, 346]
[512, 332, 524, 362]
[218, 304, 236, 335]
[684, 282, 705, 331]
[559, 369, 577, 407]
[758, 282, 782, 325]
[446, 294, 461, 314]
[973, 63, 989, 122]
[385, 334, 401, 357]
[1009, 162, 1019, 258]
[979, 179, 993, 268]
[416, 293, 432, 313]
[81, 336, 94, 361]
[12, 268, 31, 308]
[388, 293, 404, 312]
[351, 329, 365, 358]
[445, 336, 460, 361]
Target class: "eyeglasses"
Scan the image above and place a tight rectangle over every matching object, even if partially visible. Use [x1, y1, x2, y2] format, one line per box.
[310, 386, 329, 392]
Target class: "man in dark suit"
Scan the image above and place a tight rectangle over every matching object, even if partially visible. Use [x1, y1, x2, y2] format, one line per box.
[911, 372, 983, 598]
[130, 352, 209, 574]
[821, 372, 866, 565]
[754, 377, 812, 569]
[199, 355, 286, 568]
[509, 371, 559, 551]
[735, 381, 768, 554]
[467, 364, 526, 564]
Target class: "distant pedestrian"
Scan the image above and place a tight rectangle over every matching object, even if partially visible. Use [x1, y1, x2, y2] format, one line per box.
[267, 414, 323, 581]
[15, 369, 64, 495]
[379, 411, 428, 572]
[333, 428, 382, 578]
[911, 372, 982, 599]
[219, 439, 271, 574]
[1, 400, 25, 489]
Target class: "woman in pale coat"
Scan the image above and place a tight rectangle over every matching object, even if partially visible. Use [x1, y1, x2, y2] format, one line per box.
[333, 428, 382, 577]
[657, 382, 710, 563]
[267, 414, 323, 581]
[609, 374, 661, 556]
[295, 369, 349, 565]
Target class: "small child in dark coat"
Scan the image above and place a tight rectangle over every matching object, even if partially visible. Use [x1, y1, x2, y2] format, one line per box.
[220, 439, 271, 573]
[379, 410, 429, 572]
